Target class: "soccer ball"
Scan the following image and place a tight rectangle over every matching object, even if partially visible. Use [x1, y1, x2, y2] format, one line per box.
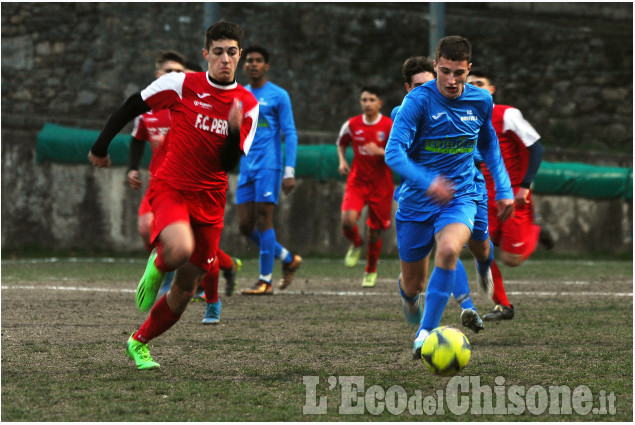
[420, 326, 471, 376]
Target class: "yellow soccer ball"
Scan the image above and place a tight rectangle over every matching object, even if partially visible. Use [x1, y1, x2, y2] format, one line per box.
[420, 326, 471, 376]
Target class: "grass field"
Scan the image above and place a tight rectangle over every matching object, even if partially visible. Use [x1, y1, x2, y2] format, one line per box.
[1, 255, 632, 421]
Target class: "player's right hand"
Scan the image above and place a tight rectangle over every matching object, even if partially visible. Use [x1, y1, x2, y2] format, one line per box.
[338, 162, 350, 176]
[127, 169, 142, 190]
[426, 175, 455, 205]
[228, 98, 243, 134]
[88, 151, 111, 168]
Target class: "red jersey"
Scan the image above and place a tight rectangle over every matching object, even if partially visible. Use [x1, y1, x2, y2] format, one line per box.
[131, 109, 172, 177]
[140, 71, 259, 192]
[336, 114, 393, 186]
[482, 104, 541, 193]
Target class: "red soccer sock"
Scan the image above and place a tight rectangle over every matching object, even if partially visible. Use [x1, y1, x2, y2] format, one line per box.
[216, 248, 233, 271]
[490, 260, 511, 308]
[133, 295, 181, 344]
[366, 238, 383, 273]
[343, 225, 363, 247]
[154, 245, 172, 273]
[201, 261, 220, 304]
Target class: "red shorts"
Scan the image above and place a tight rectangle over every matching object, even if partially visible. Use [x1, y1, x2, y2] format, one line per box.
[147, 179, 225, 271]
[342, 180, 394, 230]
[138, 190, 152, 217]
[488, 187, 540, 259]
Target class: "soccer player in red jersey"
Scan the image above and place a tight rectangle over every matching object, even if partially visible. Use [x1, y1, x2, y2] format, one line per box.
[467, 66, 547, 321]
[127, 53, 242, 324]
[337, 86, 394, 288]
[89, 21, 259, 369]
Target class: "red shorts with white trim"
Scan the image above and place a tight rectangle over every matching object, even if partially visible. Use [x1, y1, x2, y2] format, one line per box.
[147, 179, 225, 271]
[488, 188, 540, 259]
[341, 180, 394, 230]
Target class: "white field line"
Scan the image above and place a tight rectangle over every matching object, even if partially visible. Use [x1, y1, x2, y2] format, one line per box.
[1, 257, 632, 266]
[1, 285, 632, 298]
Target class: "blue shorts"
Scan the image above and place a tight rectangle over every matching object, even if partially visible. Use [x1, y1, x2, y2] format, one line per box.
[396, 197, 478, 263]
[235, 168, 282, 205]
[471, 192, 489, 242]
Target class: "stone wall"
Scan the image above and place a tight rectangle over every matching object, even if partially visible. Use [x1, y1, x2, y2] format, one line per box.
[1, 3, 632, 255]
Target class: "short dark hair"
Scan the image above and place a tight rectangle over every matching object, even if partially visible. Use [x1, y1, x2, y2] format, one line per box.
[360, 85, 382, 98]
[185, 60, 203, 72]
[243, 45, 269, 63]
[435, 35, 472, 63]
[205, 21, 244, 50]
[401, 56, 436, 85]
[155, 50, 186, 71]
[468, 66, 494, 84]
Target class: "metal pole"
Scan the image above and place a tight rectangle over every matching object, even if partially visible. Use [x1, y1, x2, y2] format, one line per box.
[429, 2, 445, 58]
[203, 3, 219, 31]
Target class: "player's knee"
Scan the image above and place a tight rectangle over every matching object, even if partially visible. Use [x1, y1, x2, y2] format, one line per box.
[501, 251, 524, 267]
[435, 244, 461, 268]
[162, 243, 194, 268]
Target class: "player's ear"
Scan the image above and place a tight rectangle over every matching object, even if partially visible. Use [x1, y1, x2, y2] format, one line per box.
[202, 48, 209, 61]
[490, 84, 496, 96]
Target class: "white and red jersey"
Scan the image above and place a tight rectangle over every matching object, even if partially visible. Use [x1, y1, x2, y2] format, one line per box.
[140, 71, 259, 192]
[336, 114, 393, 186]
[131, 109, 172, 177]
[481, 104, 540, 192]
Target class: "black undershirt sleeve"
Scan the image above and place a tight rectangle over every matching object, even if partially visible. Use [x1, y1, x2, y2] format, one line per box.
[90, 93, 151, 157]
[219, 125, 243, 172]
[520, 140, 545, 189]
[128, 137, 146, 172]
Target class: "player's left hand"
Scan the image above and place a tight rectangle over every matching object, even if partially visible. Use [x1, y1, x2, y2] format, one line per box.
[515, 187, 530, 206]
[497, 198, 515, 222]
[282, 177, 296, 195]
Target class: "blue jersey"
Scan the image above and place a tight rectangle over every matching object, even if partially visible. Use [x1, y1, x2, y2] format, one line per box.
[390, 105, 399, 121]
[241, 81, 298, 172]
[385, 80, 511, 221]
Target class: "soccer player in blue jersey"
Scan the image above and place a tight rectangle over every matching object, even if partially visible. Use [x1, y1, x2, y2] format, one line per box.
[237, 45, 303, 295]
[385, 36, 515, 357]
[391, 55, 485, 334]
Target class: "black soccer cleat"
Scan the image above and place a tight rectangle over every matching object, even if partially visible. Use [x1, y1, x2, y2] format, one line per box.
[483, 304, 515, 321]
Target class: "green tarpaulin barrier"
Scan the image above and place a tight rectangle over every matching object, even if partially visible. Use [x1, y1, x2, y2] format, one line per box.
[36, 123, 152, 167]
[36, 123, 632, 200]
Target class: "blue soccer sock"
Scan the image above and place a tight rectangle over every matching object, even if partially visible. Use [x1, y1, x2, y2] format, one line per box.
[476, 240, 495, 276]
[452, 259, 475, 310]
[278, 246, 293, 264]
[259, 228, 276, 283]
[419, 267, 455, 333]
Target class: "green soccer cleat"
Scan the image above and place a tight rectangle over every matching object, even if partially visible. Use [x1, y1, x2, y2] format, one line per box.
[126, 334, 160, 370]
[136, 249, 166, 312]
[362, 272, 377, 288]
[344, 245, 362, 267]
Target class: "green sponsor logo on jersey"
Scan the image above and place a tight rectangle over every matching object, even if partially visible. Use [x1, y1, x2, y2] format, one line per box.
[257, 117, 270, 128]
[424, 137, 475, 154]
